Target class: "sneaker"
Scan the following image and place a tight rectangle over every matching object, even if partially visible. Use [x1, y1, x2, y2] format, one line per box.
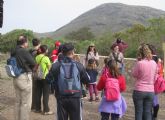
[43, 111, 53, 115]
[95, 97, 100, 102]
[33, 110, 42, 113]
[88, 98, 93, 102]
[31, 109, 36, 112]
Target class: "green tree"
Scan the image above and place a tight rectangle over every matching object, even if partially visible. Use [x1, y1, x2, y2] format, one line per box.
[0, 29, 34, 52]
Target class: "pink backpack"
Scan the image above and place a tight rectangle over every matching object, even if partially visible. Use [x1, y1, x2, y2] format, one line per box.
[154, 76, 165, 94]
[105, 78, 120, 101]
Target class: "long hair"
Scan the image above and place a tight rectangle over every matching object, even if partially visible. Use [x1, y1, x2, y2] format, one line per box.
[86, 46, 97, 61]
[107, 59, 120, 78]
[137, 44, 152, 60]
[86, 59, 97, 70]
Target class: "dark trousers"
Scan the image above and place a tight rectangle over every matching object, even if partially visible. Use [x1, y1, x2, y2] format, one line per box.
[153, 104, 159, 118]
[57, 97, 82, 120]
[133, 90, 154, 120]
[36, 79, 50, 112]
[101, 112, 119, 120]
[31, 79, 37, 110]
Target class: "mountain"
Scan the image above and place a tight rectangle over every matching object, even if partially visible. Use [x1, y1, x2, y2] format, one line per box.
[35, 3, 165, 38]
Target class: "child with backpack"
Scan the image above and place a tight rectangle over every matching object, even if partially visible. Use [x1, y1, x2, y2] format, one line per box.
[86, 58, 99, 102]
[97, 59, 127, 120]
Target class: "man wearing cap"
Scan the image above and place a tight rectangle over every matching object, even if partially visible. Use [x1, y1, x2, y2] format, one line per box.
[51, 41, 61, 63]
[46, 43, 90, 120]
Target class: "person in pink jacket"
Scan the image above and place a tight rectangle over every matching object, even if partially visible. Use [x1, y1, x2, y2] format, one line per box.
[132, 44, 157, 120]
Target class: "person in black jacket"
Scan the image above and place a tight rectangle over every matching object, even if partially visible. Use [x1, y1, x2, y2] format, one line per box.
[46, 43, 90, 120]
[29, 38, 41, 112]
[13, 35, 36, 120]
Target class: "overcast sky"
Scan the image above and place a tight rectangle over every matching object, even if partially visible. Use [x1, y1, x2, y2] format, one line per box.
[1, 0, 165, 34]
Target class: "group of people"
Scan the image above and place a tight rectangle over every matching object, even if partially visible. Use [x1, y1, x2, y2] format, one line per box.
[11, 35, 164, 120]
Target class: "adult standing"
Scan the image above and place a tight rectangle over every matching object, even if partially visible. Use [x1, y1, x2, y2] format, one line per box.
[29, 38, 41, 111]
[46, 43, 90, 120]
[35, 45, 53, 115]
[132, 44, 157, 120]
[111, 38, 128, 54]
[50, 41, 61, 63]
[85, 43, 99, 66]
[13, 35, 36, 120]
[109, 44, 124, 74]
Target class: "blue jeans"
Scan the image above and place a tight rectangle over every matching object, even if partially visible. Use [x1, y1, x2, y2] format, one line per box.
[132, 90, 154, 120]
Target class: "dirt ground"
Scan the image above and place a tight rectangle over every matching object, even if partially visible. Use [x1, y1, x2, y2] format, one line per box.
[1, 78, 165, 120]
[0, 53, 165, 120]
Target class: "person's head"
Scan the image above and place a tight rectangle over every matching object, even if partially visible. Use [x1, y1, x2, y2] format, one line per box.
[55, 41, 61, 49]
[146, 44, 156, 55]
[88, 43, 95, 51]
[62, 43, 75, 58]
[39, 45, 48, 54]
[137, 44, 152, 60]
[111, 44, 119, 52]
[17, 35, 28, 48]
[107, 59, 120, 78]
[87, 59, 97, 69]
[32, 38, 40, 47]
[116, 38, 121, 43]
[73, 54, 80, 62]
[86, 43, 97, 59]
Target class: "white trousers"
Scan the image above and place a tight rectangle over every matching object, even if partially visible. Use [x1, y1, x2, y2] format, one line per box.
[13, 73, 32, 120]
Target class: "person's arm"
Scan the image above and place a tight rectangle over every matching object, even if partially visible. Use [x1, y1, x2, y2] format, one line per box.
[22, 49, 36, 69]
[45, 62, 60, 84]
[97, 74, 106, 91]
[118, 75, 126, 92]
[77, 62, 90, 84]
[121, 41, 128, 49]
[95, 52, 99, 60]
[120, 52, 124, 63]
[45, 57, 51, 70]
[132, 61, 140, 78]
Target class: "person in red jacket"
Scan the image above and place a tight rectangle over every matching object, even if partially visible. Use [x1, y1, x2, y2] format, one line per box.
[111, 38, 128, 54]
[51, 41, 61, 63]
[97, 59, 127, 120]
[97, 60, 126, 92]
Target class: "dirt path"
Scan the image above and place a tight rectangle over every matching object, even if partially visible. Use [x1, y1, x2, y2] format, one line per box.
[1, 78, 165, 120]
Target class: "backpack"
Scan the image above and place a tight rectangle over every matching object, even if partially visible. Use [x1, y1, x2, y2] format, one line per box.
[34, 56, 45, 80]
[58, 60, 81, 96]
[5, 56, 23, 77]
[154, 76, 165, 94]
[105, 77, 120, 101]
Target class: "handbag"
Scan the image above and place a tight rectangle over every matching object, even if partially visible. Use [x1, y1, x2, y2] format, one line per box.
[154, 75, 165, 94]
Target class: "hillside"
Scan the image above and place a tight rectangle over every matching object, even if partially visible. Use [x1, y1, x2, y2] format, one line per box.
[35, 3, 165, 38]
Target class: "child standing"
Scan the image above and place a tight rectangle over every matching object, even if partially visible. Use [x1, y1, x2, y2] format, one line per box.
[97, 59, 127, 120]
[152, 57, 164, 120]
[86, 59, 99, 102]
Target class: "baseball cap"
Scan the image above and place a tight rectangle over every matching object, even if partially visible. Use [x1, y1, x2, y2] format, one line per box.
[55, 41, 61, 47]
